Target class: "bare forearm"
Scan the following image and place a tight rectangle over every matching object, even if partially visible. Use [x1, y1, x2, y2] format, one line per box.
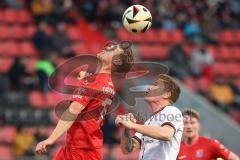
[120, 127, 133, 153]
[229, 152, 240, 160]
[48, 109, 78, 142]
[132, 124, 174, 141]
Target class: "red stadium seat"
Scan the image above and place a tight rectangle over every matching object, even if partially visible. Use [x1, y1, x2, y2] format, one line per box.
[11, 25, 25, 40]
[25, 25, 37, 39]
[4, 9, 17, 24]
[219, 30, 235, 44]
[0, 145, 12, 160]
[227, 63, 240, 77]
[140, 45, 169, 60]
[0, 58, 13, 73]
[236, 30, 240, 44]
[144, 29, 157, 42]
[0, 126, 16, 144]
[5, 41, 20, 57]
[19, 41, 38, 56]
[0, 10, 3, 23]
[208, 45, 219, 60]
[212, 62, 228, 77]
[16, 9, 32, 24]
[67, 26, 82, 42]
[117, 28, 131, 40]
[71, 43, 91, 55]
[170, 29, 184, 44]
[0, 25, 11, 40]
[45, 92, 65, 108]
[184, 77, 196, 91]
[232, 46, 240, 61]
[28, 91, 46, 108]
[197, 77, 211, 93]
[219, 45, 232, 61]
[183, 44, 193, 57]
[157, 29, 171, 44]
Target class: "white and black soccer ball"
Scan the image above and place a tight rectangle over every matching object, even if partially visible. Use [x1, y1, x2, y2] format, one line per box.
[122, 4, 152, 33]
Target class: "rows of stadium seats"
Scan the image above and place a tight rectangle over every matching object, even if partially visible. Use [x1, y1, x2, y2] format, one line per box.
[117, 28, 240, 45]
[139, 44, 240, 61]
[0, 9, 32, 24]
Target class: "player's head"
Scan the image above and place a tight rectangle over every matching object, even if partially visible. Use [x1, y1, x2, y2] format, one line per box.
[145, 74, 180, 104]
[182, 108, 200, 139]
[97, 41, 134, 73]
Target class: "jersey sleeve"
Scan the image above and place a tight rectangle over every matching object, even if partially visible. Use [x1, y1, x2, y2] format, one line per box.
[160, 107, 183, 133]
[133, 132, 142, 145]
[71, 87, 91, 107]
[211, 139, 230, 159]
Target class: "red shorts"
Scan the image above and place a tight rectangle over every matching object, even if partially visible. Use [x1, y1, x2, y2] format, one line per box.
[53, 146, 102, 160]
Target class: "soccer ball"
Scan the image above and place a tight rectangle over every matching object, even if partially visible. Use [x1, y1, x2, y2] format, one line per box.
[122, 5, 152, 33]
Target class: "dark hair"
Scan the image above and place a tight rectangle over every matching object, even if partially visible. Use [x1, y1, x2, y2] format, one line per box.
[182, 108, 200, 121]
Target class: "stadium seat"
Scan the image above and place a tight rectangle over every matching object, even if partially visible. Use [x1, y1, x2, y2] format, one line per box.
[0, 25, 11, 40]
[71, 43, 91, 55]
[157, 29, 171, 44]
[117, 28, 131, 40]
[170, 29, 184, 44]
[232, 46, 240, 61]
[19, 41, 38, 56]
[219, 45, 232, 61]
[184, 77, 196, 91]
[11, 25, 25, 40]
[16, 9, 32, 24]
[0, 145, 12, 160]
[0, 126, 16, 144]
[140, 45, 169, 60]
[0, 58, 13, 73]
[219, 30, 235, 44]
[28, 91, 46, 108]
[4, 9, 17, 24]
[212, 62, 228, 77]
[0, 10, 3, 23]
[208, 45, 219, 60]
[197, 77, 211, 93]
[183, 44, 193, 57]
[5, 41, 20, 57]
[25, 25, 36, 39]
[67, 26, 83, 42]
[227, 63, 240, 77]
[236, 30, 240, 44]
[45, 92, 65, 108]
[144, 29, 157, 42]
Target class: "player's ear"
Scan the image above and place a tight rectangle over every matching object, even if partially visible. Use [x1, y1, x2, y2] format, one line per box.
[112, 55, 122, 66]
[162, 92, 171, 99]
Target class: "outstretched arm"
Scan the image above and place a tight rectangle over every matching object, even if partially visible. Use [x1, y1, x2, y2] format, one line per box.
[35, 101, 85, 155]
[228, 152, 240, 160]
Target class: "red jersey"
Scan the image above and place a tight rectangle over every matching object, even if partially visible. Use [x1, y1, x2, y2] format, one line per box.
[66, 73, 115, 150]
[177, 136, 230, 160]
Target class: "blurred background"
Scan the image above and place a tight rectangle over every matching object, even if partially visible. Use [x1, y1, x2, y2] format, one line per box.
[0, 0, 240, 159]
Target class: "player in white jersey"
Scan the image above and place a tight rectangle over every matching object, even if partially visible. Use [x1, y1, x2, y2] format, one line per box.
[115, 74, 183, 160]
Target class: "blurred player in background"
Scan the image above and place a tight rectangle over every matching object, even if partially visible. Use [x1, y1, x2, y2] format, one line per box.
[177, 109, 239, 160]
[35, 41, 134, 160]
[116, 74, 183, 160]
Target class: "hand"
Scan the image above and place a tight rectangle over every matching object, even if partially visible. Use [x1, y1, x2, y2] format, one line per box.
[35, 139, 54, 155]
[115, 113, 137, 129]
[77, 71, 92, 80]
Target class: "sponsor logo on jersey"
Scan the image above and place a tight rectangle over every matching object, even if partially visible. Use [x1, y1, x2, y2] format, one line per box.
[102, 86, 115, 95]
[196, 149, 204, 158]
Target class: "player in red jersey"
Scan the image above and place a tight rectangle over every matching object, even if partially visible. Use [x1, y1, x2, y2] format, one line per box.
[177, 108, 239, 160]
[35, 41, 134, 160]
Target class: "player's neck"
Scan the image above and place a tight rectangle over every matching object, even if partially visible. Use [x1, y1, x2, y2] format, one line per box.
[185, 134, 199, 146]
[150, 100, 171, 113]
[97, 65, 111, 74]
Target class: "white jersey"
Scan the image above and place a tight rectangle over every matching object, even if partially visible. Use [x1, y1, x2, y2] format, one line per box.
[134, 106, 183, 160]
